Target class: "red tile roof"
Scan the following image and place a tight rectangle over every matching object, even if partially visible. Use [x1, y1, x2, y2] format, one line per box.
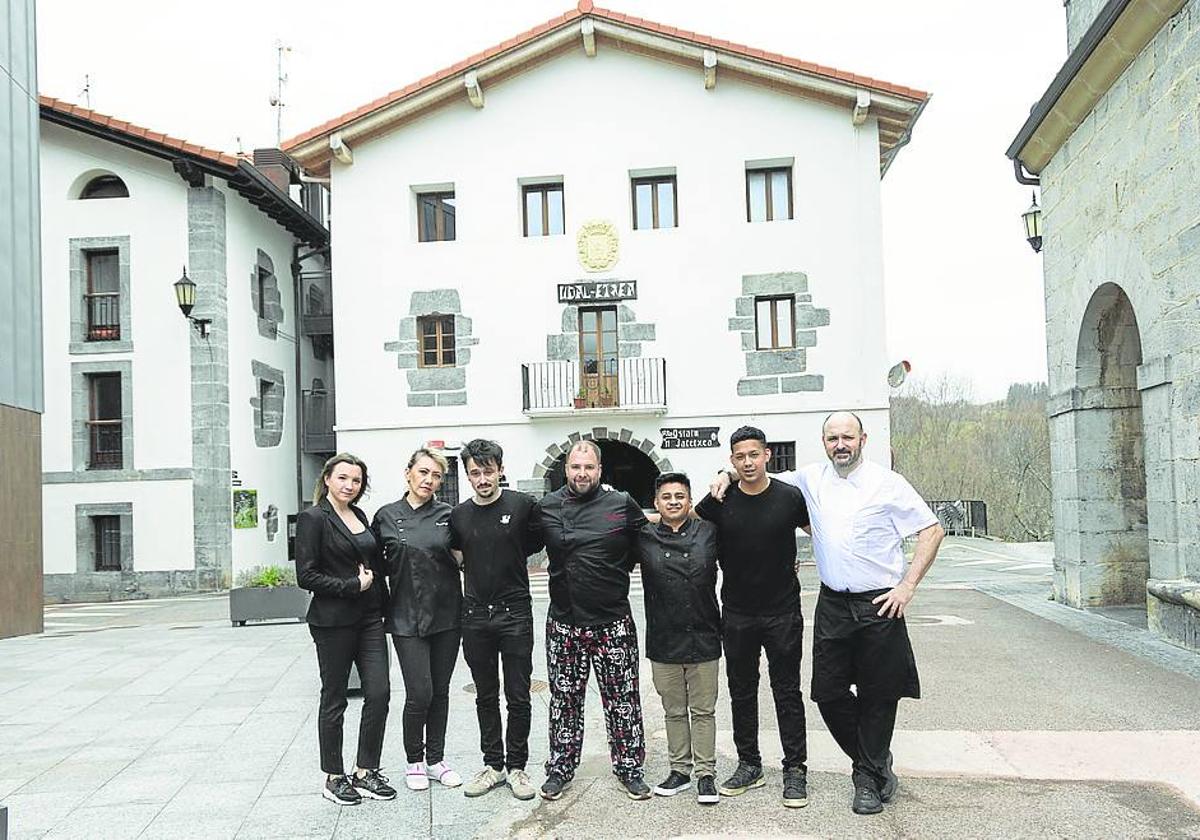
[282, 1, 928, 153]
[39, 95, 241, 168]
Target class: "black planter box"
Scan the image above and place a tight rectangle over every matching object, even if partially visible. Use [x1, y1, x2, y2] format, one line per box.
[229, 585, 311, 627]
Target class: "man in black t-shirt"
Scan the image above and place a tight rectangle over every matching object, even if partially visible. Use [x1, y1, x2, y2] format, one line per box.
[694, 426, 811, 809]
[450, 440, 544, 802]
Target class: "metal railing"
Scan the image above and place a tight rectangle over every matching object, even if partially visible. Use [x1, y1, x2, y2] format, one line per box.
[302, 390, 336, 454]
[928, 500, 988, 536]
[85, 293, 121, 341]
[521, 358, 667, 413]
[87, 421, 122, 469]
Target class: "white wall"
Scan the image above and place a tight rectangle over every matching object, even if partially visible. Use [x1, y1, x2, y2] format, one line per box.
[330, 45, 892, 495]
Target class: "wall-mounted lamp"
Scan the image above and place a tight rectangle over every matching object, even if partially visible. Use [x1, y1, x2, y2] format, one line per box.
[1022, 191, 1043, 253]
[173, 266, 212, 338]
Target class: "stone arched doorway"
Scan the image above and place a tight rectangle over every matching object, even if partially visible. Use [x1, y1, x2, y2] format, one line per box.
[530, 428, 673, 508]
[1062, 282, 1149, 609]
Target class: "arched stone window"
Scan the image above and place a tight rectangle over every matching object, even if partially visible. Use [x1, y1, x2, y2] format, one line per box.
[79, 174, 129, 199]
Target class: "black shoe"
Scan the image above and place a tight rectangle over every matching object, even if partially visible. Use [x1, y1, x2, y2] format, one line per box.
[351, 769, 396, 801]
[540, 773, 569, 801]
[323, 774, 362, 806]
[880, 753, 898, 803]
[782, 767, 808, 808]
[853, 784, 883, 815]
[621, 773, 652, 800]
[653, 770, 692, 797]
[696, 775, 719, 805]
[719, 761, 764, 796]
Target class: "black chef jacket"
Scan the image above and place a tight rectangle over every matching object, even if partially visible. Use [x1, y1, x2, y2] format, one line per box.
[635, 519, 721, 664]
[372, 494, 461, 637]
[534, 484, 647, 627]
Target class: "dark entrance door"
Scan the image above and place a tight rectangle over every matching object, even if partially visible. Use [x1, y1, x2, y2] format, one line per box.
[547, 439, 659, 508]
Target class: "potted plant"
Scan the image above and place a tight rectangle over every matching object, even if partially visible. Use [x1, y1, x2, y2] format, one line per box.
[598, 381, 616, 407]
[229, 564, 311, 627]
[573, 385, 588, 409]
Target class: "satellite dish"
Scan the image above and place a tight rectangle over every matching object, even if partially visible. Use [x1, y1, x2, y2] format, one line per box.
[887, 360, 911, 388]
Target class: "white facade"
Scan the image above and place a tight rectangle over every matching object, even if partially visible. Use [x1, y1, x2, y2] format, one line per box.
[39, 119, 330, 598]
[327, 45, 898, 510]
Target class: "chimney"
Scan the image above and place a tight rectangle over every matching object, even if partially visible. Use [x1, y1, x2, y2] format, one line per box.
[252, 148, 298, 193]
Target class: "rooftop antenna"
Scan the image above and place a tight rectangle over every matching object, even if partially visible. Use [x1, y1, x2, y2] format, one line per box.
[79, 74, 91, 109]
[269, 41, 291, 146]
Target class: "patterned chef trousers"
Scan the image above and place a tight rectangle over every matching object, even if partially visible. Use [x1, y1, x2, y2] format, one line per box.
[544, 614, 645, 782]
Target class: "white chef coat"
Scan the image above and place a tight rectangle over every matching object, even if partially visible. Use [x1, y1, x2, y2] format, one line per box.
[782, 459, 937, 593]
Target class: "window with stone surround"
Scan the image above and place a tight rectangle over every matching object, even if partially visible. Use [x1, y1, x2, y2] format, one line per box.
[251, 250, 282, 340]
[746, 166, 792, 222]
[93, 515, 122, 571]
[250, 361, 286, 447]
[418, 315, 456, 367]
[418, 191, 457, 242]
[75, 503, 133, 574]
[767, 441, 796, 473]
[523, 182, 565, 236]
[755, 296, 795, 350]
[85, 249, 121, 341]
[631, 175, 677, 230]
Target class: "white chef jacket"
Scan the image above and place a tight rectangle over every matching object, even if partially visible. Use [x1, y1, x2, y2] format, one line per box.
[782, 459, 937, 593]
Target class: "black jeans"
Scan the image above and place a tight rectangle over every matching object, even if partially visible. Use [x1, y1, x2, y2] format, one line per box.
[461, 602, 534, 771]
[393, 628, 461, 765]
[721, 608, 807, 772]
[309, 613, 391, 776]
[812, 585, 920, 792]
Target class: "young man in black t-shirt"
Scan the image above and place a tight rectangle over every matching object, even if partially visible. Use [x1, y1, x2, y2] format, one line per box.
[449, 440, 544, 801]
[694, 426, 811, 808]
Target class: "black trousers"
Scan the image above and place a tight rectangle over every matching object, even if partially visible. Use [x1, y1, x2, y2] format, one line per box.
[721, 608, 807, 772]
[393, 628, 461, 765]
[461, 603, 534, 771]
[309, 613, 391, 776]
[812, 585, 920, 793]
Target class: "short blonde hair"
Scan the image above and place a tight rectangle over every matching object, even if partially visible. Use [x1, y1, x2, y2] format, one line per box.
[406, 447, 449, 475]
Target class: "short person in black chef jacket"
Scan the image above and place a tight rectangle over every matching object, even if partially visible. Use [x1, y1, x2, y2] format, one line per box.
[534, 440, 652, 802]
[449, 439, 545, 802]
[372, 448, 463, 793]
[635, 472, 722, 807]
[294, 454, 396, 807]
[694, 426, 812, 809]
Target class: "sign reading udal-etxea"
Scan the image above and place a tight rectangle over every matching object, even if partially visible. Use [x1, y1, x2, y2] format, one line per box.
[557, 280, 638, 303]
[660, 427, 720, 449]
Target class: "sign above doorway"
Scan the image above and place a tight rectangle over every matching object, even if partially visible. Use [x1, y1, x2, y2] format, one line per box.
[660, 427, 720, 449]
[557, 280, 638, 304]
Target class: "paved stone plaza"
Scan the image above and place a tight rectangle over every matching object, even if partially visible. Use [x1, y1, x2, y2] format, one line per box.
[2, 538, 1199, 839]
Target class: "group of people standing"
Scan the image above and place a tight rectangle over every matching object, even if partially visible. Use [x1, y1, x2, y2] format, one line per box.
[294, 411, 944, 817]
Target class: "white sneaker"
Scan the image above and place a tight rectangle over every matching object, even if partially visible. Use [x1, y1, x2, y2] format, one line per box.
[463, 766, 507, 797]
[404, 762, 429, 791]
[427, 760, 462, 787]
[508, 768, 536, 801]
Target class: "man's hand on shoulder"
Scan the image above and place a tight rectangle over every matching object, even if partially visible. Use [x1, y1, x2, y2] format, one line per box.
[709, 469, 732, 502]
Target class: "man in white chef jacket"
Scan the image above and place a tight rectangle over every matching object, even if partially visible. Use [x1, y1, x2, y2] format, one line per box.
[711, 411, 944, 815]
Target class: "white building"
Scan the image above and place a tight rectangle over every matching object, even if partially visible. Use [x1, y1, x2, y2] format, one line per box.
[282, 2, 927, 508]
[39, 97, 333, 600]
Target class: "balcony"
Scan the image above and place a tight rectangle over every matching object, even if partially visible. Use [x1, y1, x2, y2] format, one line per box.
[302, 389, 336, 455]
[300, 277, 333, 359]
[521, 358, 667, 417]
[85, 293, 121, 341]
[86, 421, 122, 469]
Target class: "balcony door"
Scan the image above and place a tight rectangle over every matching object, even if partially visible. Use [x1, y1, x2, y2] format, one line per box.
[579, 306, 618, 407]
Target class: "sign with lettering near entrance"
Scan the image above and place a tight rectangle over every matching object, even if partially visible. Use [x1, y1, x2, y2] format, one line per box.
[660, 427, 720, 449]
[557, 280, 638, 304]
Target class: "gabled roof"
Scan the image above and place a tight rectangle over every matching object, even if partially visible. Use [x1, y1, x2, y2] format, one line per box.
[40, 96, 328, 247]
[283, 1, 929, 176]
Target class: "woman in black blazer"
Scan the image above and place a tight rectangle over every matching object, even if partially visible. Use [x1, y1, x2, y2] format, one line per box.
[295, 453, 395, 807]
[373, 447, 463, 792]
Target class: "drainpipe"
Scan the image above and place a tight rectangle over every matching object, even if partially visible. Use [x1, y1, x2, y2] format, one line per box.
[291, 244, 305, 511]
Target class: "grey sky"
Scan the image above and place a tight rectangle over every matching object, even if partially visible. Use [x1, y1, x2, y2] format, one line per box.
[37, 0, 1066, 402]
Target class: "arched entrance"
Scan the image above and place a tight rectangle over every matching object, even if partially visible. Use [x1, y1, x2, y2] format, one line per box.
[1066, 282, 1149, 608]
[531, 428, 672, 509]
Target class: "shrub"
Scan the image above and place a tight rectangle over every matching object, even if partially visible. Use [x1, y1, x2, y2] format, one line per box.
[235, 565, 297, 588]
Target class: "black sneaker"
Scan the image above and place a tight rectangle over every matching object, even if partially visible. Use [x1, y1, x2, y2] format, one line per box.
[653, 770, 692, 797]
[323, 774, 362, 806]
[782, 767, 808, 808]
[540, 773, 570, 801]
[620, 773, 652, 800]
[352, 769, 396, 801]
[880, 753, 898, 803]
[696, 775, 719, 805]
[719, 762, 764, 796]
[853, 784, 883, 815]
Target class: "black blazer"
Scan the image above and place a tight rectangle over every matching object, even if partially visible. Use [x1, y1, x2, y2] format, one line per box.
[295, 497, 389, 627]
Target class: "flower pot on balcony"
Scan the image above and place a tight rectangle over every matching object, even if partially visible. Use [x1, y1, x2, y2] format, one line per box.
[573, 396, 587, 409]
